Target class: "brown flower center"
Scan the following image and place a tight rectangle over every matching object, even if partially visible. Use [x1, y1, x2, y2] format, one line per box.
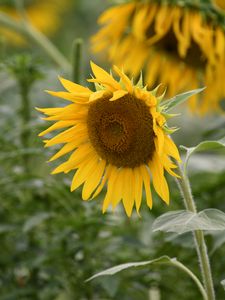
[87, 94, 155, 168]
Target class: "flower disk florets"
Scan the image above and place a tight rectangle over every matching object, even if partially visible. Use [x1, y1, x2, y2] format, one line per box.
[87, 94, 155, 168]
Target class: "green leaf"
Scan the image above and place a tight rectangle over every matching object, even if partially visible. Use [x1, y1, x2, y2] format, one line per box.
[152, 209, 225, 234]
[163, 87, 205, 112]
[181, 138, 225, 171]
[23, 212, 53, 232]
[210, 232, 225, 255]
[86, 256, 171, 282]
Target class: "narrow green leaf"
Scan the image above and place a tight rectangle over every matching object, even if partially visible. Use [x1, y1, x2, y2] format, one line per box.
[86, 256, 207, 299]
[152, 209, 225, 234]
[163, 87, 205, 112]
[86, 256, 170, 282]
[181, 137, 225, 171]
[23, 212, 53, 232]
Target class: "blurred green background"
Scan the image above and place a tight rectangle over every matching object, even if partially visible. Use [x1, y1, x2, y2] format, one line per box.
[0, 1, 225, 299]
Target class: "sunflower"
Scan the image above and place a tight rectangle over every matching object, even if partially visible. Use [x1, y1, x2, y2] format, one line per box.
[91, 0, 225, 114]
[37, 62, 181, 216]
[0, 0, 71, 45]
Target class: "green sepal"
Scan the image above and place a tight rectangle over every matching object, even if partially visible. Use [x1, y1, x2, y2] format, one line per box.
[163, 125, 179, 134]
[162, 112, 181, 119]
[135, 72, 144, 88]
[151, 84, 162, 96]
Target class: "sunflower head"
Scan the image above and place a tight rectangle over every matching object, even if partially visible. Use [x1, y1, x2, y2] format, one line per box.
[37, 62, 181, 216]
[91, 0, 225, 114]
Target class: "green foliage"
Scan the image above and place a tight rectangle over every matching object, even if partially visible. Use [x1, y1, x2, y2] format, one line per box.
[0, 1, 225, 299]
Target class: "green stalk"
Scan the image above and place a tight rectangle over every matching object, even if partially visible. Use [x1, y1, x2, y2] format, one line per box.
[175, 162, 215, 300]
[0, 12, 70, 72]
[20, 82, 31, 173]
[72, 38, 83, 84]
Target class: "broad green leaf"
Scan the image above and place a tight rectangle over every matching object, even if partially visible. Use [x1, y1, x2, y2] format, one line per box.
[221, 279, 225, 291]
[23, 212, 53, 232]
[181, 137, 225, 171]
[163, 87, 205, 112]
[210, 232, 225, 255]
[86, 256, 171, 282]
[152, 209, 225, 234]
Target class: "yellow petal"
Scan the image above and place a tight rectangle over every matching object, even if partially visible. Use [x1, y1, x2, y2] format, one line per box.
[91, 164, 112, 198]
[122, 168, 134, 217]
[111, 170, 123, 209]
[113, 65, 133, 93]
[164, 135, 181, 162]
[44, 125, 87, 147]
[89, 90, 112, 102]
[58, 76, 92, 93]
[71, 154, 99, 191]
[162, 155, 180, 178]
[140, 165, 152, 209]
[43, 110, 87, 121]
[149, 153, 169, 204]
[49, 132, 88, 162]
[46, 90, 90, 103]
[82, 159, 106, 200]
[38, 120, 76, 136]
[51, 143, 93, 174]
[102, 166, 118, 213]
[153, 125, 165, 155]
[90, 61, 121, 91]
[36, 107, 65, 116]
[133, 167, 143, 213]
[109, 90, 128, 101]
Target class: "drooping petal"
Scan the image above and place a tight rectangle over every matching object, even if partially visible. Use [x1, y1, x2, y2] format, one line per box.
[140, 165, 152, 209]
[82, 159, 106, 200]
[133, 167, 143, 213]
[164, 135, 181, 162]
[122, 168, 135, 217]
[71, 154, 99, 191]
[149, 153, 169, 204]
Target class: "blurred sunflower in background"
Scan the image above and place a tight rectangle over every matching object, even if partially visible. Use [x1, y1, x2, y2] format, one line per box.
[92, 0, 225, 114]
[0, 0, 71, 45]
[214, 0, 225, 11]
[38, 62, 181, 217]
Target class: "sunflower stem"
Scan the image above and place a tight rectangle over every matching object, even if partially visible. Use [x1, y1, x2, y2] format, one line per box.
[0, 12, 71, 72]
[72, 38, 83, 84]
[175, 162, 215, 300]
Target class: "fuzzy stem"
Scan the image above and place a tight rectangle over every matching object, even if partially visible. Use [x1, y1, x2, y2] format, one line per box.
[175, 162, 215, 300]
[0, 12, 70, 72]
